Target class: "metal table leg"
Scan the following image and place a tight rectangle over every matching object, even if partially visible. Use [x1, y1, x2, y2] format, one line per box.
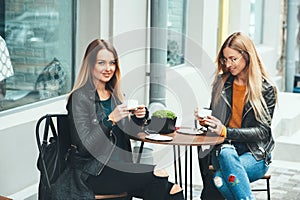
[185, 146, 188, 199]
[173, 145, 178, 184]
[136, 141, 144, 163]
[178, 146, 182, 188]
[190, 146, 193, 200]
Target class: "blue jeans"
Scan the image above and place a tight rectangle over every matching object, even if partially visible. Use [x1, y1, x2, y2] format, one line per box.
[211, 144, 269, 200]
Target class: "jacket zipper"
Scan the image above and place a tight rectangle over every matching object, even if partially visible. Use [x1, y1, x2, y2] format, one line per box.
[220, 89, 231, 125]
[97, 130, 117, 175]
[96, 93, 120, 175]
[242, 105, 252, 120]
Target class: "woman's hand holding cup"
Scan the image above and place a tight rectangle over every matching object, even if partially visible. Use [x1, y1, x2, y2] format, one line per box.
[133, 105, 146, 118]
[124, 99, 146, 118]
[194, 107, 212, 129]
[125, 99, 139, 111]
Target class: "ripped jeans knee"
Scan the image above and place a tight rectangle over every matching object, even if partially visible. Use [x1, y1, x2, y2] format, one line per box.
[213, 170, 254, 199]
[213, 171, 237, 200]
[213, 171, 224, 189]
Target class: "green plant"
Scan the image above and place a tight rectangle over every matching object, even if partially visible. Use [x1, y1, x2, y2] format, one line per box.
[152, 110, 177, 120]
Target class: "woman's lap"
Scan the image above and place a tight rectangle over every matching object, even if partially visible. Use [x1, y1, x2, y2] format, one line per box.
[212, 145, 267, 199]
[239, 152, 269, 182]
[87, 161, 157, 194]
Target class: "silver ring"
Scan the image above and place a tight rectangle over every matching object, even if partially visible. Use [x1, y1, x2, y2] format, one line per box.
[211, 124, 217, 129]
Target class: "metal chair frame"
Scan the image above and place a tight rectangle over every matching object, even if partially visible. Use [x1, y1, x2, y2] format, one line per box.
[36, 114, 127, 200]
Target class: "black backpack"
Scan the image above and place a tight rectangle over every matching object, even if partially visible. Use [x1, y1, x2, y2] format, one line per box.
[35, 114, 71, 200]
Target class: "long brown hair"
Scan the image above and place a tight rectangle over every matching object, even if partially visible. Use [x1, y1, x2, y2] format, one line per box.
[68, 39, 123, 101]
[213, 32, 277, 125]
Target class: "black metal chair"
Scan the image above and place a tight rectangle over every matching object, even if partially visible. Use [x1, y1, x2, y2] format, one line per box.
[36, 114, 127, 200]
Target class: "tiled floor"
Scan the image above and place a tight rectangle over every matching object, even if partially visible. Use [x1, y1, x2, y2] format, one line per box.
[137, 160, 300, 200]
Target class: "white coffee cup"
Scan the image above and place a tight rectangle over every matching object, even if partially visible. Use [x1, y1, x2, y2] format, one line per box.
[125, 99, 139, 111]
[198, 108, 212, 118]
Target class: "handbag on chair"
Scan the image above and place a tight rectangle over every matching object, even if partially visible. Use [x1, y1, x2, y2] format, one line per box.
[36, 114, 71, 200]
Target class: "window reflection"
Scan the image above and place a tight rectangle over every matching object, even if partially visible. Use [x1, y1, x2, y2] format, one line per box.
[167, 0, 187, 67]
[0, 1, 75, 111]
[249, 0, 264, 44]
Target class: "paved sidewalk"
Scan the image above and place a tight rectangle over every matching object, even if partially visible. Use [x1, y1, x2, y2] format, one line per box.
[182, 160, 300, 200]
[133, 160, 300, 200]
[252, 160, 300, 200]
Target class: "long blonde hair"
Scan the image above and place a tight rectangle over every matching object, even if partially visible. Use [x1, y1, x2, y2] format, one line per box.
[213, 32, 277, 125]
[68, 39, 123, 101]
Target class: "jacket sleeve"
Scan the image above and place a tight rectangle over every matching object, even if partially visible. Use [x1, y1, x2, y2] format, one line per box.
[130, 107, 149, 126]
[226, 83, 277, 142]
[67, 92, 114, 158]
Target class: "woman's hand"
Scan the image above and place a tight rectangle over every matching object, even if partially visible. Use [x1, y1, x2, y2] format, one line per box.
[133, 105, 146, 118]
[194, 107, 207, 127]
[108, 104, 130, 123]
[194, 108, 224, 135]
[205, 116, 224, 136]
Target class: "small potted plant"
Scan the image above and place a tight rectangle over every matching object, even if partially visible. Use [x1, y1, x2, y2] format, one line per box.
[148, 110, 177, 134]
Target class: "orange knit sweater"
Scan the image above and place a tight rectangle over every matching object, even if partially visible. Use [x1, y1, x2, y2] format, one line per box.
[228, 82, 246, 128]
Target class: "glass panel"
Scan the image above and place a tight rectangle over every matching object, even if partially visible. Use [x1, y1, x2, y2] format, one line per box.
[249, 0, 264, 44]
[167, 0, 187, 66]
[0, 0, 75, 111]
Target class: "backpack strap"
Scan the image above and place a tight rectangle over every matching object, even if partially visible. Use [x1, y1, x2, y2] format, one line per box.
[36, 115, 57, 189]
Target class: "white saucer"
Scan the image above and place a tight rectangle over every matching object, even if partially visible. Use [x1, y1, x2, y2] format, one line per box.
[176, 127, 205, 135]
[145, 134, 173, 141]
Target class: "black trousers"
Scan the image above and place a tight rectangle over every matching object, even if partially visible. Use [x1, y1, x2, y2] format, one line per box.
[198, 147, 224, 200]
[87, 161, 174, 200]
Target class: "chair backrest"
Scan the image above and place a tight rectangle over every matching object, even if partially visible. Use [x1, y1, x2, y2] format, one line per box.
[36, 114, 129, 200]
[36, 114, 71, 198]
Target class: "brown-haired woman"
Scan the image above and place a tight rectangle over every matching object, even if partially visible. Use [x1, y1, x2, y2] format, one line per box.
[52, 39, 184, 200]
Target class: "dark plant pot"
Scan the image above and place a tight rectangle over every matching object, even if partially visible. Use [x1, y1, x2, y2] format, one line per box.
[148, 116, 177, 134]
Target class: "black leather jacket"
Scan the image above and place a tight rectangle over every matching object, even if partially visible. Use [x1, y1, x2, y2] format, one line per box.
[211, 75, 276, 163]
[66, 80, 147, 175]
[51, 81, 147, 199]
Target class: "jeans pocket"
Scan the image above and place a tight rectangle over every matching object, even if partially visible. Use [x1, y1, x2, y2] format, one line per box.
[212, 144, 235, 170]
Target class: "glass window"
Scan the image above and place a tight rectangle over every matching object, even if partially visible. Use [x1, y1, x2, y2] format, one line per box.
[249, 0, 264, 44]
[167, 0, 187, 66]
[0, 0, 75, 111]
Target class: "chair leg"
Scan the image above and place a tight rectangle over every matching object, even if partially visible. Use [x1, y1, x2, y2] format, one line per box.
[266, 178, 271, 200]
[251, 176, 271, 200]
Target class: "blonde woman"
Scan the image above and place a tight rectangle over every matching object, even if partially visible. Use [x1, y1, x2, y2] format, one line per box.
[196, 32, 277, 200]
[52, 39, 184, 200]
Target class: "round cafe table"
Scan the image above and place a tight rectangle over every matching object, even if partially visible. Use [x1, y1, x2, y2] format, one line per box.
[132, 127, 224, 200]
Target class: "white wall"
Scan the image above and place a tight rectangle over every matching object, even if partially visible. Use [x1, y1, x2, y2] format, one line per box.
[166, 0, 219, 127]
[112, 0, 150, 105]
[228, 0, 283, 89]
[186, 0, 219, 61]
[0, 97, 67, 197]
[260, 0, 283, 90]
